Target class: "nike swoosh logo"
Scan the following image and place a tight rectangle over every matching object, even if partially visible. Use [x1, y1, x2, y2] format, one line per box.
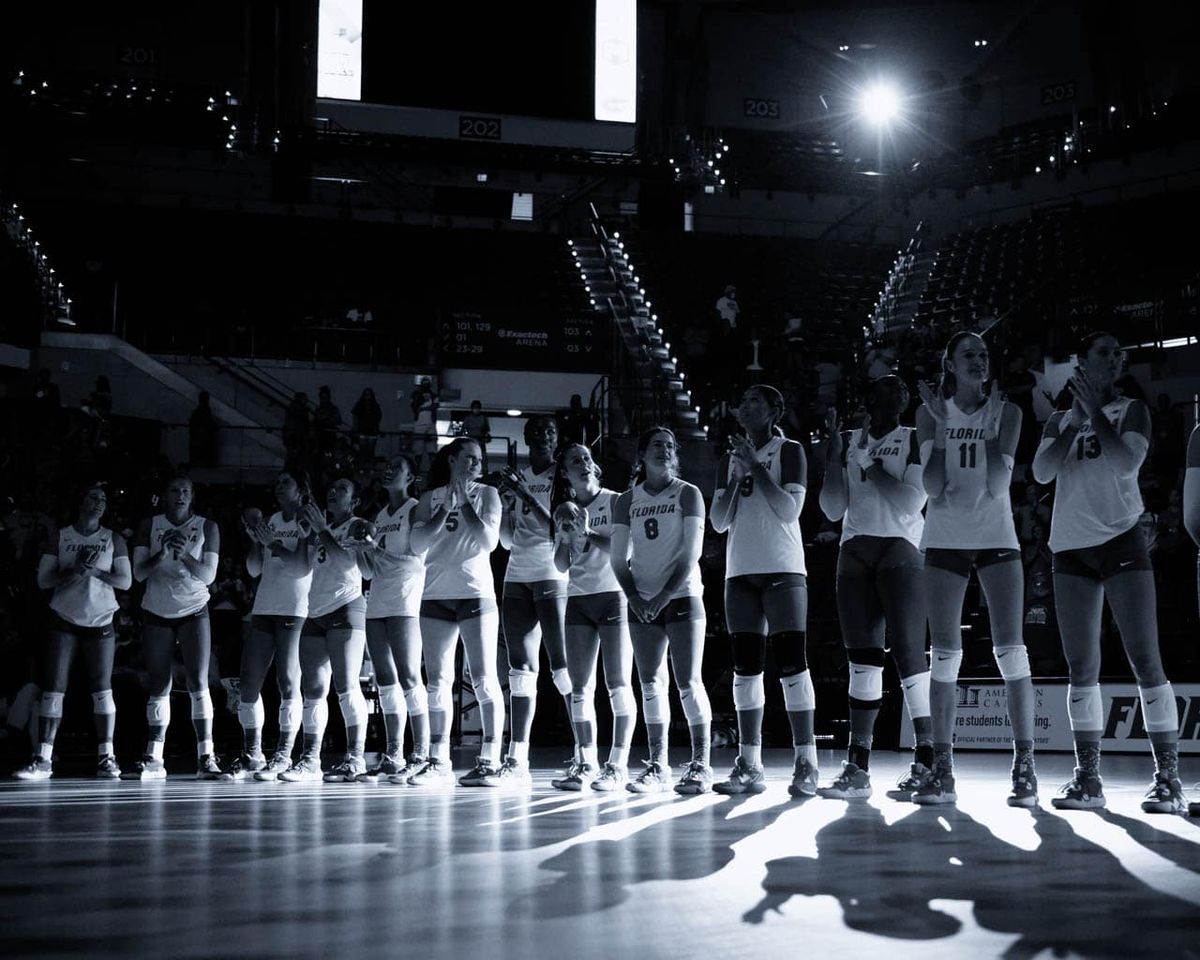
[1070, 697, 1086, 703]
[1119, 560, 1134, 567]
[997, 651, 1011, 658]
[936, 655, 953, 661]
[903, 682, 917, 690]
[1146, 698, 1158, 706]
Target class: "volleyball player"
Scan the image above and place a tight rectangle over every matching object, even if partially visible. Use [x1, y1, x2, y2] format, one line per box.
[16, 482, 131, 780]
[1034, 332, 1185, 813]
[816, 376, 931, 800]
[360, 455, 429, 783]
[222, 470, 314, 781]
[498, 416, 575, 787]
[611, 427, 712, 794]
[550, 442, 635, 791]
[710, 385, 819, 797]
[279, 477, 374, 782]
[913, 331, 1038, 806]
[406, 438, 504, 788]
[1185, 422, 1200, 817]
[129, 473, 221, 779]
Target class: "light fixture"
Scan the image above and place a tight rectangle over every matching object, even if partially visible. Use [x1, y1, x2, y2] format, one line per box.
[859, 82, 903, 127]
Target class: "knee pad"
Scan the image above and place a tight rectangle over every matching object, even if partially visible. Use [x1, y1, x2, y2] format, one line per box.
[146, 695, 171, 727]
[732, 673, 765, 711]
[901, 671, 932, 719]
[678, 683, 712, 726]
[473, 675, 502, 707]
[570, 689, 597, 723]
[40, 691, 65, 719]
[338, 688, 368, 729]
[772, 631, 808, 677]
[930, 648, 963, 684]
[780, 670, 815, 712]
[1067, 684, 1102, 731]
[303, 697, 329, 733]
[640, 678, 669, 725]
[551, 668, 573, 696]
[91, 689, 116, 717]
[238, 696, 265, 730]
[426, 682, 450, 712]
[377, 683, 403, 715]
[508, 668, 538, 698]
[278, 697, 302, 733]
[731, 633, 767, 676]
[847, 649, 885, 708]
[1139, 683, 1179, 734]
[608, 686, 635, 717]
[995, 645, 1031, 681]
[190, 690, 214, 721]
[404, 684, 428, 715]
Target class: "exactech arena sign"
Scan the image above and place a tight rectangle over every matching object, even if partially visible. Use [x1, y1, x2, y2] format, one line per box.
[902, 682, 1200, 754]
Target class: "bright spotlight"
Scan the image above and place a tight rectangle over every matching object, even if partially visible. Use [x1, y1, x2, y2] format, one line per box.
[860, 83, 902, 127]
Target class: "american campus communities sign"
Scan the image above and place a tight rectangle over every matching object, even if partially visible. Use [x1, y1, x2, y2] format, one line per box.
[901, 682, 1200, 754]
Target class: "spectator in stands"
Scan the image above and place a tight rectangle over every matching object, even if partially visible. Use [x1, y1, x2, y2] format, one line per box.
[558, 394, 591, 446]
[1150, 394, 1184, 480]
[1014, 484, 1052, 545]
[462, 400, 491, 448]
[83, 376, 113, 419]
[189, 391, 218, 468]
[351, 387, 383, 459]
[715, 285, 740, 333]
[313, 385, 343, 456]
[283, 392, 311, 465]
[410, 378, 438, 473]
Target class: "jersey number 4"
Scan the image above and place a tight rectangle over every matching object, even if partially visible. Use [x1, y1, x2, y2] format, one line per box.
[958, 442, 978, 469]
[643, 518, 660, 540]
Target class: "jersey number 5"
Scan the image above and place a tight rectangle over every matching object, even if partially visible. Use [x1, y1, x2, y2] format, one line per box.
[643, 518, 659, 540]
[446, 513, 459, 532]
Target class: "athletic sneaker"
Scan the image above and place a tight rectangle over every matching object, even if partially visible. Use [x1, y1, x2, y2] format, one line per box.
[407, 757, 455, 788]
[787, 757, 819, 798]
[487, 756, 534, 789]
[128, 755, 166, 781]
[885, 762, 934, 801]
[14, 759, 53, 781]
[196, 754, 223, 780]
[817, 761, 873, 800]
[626, 760, 673, 794]
[97, 755, 123, 779]
[551, 758, 583, 791]
[1050, 769, 1105, 810]
[1007, 761, 1038, 808]
[1140, 772, 1186, 814]
[674, 760, 714, 795]
[552, 760, 595, 791]
[279, 753, 323, 782]
[458, 757, 500, 787]
[913, 769, 957, 806]
[220, 752, 267, 781]
[591, 762, 628, 792]
[359, 753, 403, 782]
[713, 756, 767, 795]
[254, 751, 293, 781]
[384, 754, 427, 785]
[324, 755, 368, 782]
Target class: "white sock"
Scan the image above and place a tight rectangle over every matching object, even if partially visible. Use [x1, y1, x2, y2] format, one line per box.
[608, 745, 630, 768]
[37, 742, 53, 761]
[483, 738, 502, 765]
[794, 742, 818, 767]
[742, 744, 763, 769]
[98, 741, 113, 757]
[431, 740, 451, 763]
[508, 740, 530, 765]
[581, 744, 599, 768]
[197, 740, 214, 758]
[148, 740, 165, 760]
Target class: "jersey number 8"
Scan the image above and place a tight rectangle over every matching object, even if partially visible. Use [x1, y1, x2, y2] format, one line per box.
[643, 518, 659, 540]
[739, 475, 755, 497]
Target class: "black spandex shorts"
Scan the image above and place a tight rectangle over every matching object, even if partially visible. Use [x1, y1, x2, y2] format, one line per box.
[639, 595, 705, 627]
[503, 579, 569, 603]
[837, 536, 922, 579]
[250, 613, 304, 634]
[302, 596, 367, 636]
[1052, 525, 1152, 582]
[924, 547, 1020, 578]
[566, 591, 627, 627]
[47, 611, 115, 643]
[143, 607, 210, 629]
[420, 596, 499, 623]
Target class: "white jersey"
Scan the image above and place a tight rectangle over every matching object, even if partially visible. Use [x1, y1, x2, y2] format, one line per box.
[505, 465, 566, 583]
[49, 525, 119, 628]
[1048, 397, 1145, 552]
[308, 518, 365, 619]
[842, 426, 926, 548]
[626, 478, 703, 601]
[142, 514, 211, 618]
[567, 489, 621, 597]
[250, 511, 314, 618]
[921, 399, 1019, 551]
[723, 436, 807, 577]
[422, 484, 496, 600]
[367, 499, 426, 619]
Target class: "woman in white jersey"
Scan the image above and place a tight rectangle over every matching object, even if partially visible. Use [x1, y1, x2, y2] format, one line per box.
[914, 331, 1037, 807]
[278, 477, 375, 782]
[1034, 331, 1185, 813]
[817, 376, 932, 801]
[16, 481, 132, 781]
[550, 442, 635, 791]
[406, 438, 504, 788]
[611, 427, 712, 794]
[129, 473, 221, 780]
[497, 416, 576, 787]
[709, 385, 817, 798]
[1185, 423, 1200, 818]
[223, 470, 314, 781]
[360, 455, 429, 783]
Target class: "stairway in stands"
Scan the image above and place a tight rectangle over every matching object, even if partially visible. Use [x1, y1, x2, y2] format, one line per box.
[870, 224, 936, 337]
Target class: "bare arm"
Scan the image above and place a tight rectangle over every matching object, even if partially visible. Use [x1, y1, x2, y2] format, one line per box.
[459, 485, 501, 553]
[608, 492, 640, 602]
[408, 491, 447, 554]
[1032, 411, 1080, 485]
[1089, 398, 1150, 480]
[709, 453, 740, 534]
[864, 430, 927, 516]
[92, 534, 132, 591]
[984, 402, 1020, 499]
[178, 519, 220, 586]
[916, 404, 947, 500]
[818, 428, 848, 522]
[131, 518, 164, 582]
[656, 485, 706, 598]
[1184, 424, 1200, 547]
[750, 440, 805, 523]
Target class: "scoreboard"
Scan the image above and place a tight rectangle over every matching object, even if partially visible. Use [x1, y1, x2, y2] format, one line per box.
[440, 312, 610, 372]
